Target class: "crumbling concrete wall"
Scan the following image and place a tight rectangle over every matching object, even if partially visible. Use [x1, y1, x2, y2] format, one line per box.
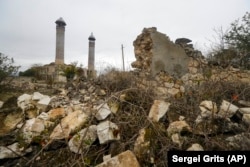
[132, 28, 190, 77]
[150, 29, 191, 77]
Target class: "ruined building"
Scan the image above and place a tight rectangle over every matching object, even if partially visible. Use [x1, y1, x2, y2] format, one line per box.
[36, 18, 97, 82]
[132, 27, 205, 77]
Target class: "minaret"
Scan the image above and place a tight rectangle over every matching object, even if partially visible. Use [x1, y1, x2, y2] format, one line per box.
[55, 17, 66, 65]
[88, 32, 96, 72]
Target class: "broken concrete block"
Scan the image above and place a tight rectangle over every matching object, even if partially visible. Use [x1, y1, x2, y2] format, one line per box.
[32, 92, 45, 101]
[242, 114, 250, 125]
[148, 100, 170, 122]
[95, 150, 140, 167]
[195, 100, 218, 124]
[21, 118, 45, 143]
[187, 143, 204, 151]
[37, 95, 51, 106]
[199, 100, 218, 114]
[218, 100, 239, 118]
[0, 143, 32, 159]
[17, 93, 32, 111]
[239, 108, 250, 114]
[68, 125, 97, 154]
[95, 103, 112, 120]
[50, 110, 88, 140]
[3, 110, 23, 133]
[36, 95, 51, 112]
[167, 121, 192, 136]
[238, 100, 250, 107]
[97, 121, 120, 144]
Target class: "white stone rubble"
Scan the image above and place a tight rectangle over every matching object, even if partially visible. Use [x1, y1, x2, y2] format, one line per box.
[97, 121, 120, 144]
[95, 103, 112, 120]
[0, 143, 32, 159]
[68, 125, 97, 153]
[50, 110, 88, 140]
[218, 100, 239, 118]
[148, 100, 170, 122]
[187, 143, 204, 151]
[96, 150, 140, 167]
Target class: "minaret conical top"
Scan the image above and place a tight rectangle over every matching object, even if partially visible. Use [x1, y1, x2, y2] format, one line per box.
[88, 32, 96, 41]
[55, 17, 66, 26]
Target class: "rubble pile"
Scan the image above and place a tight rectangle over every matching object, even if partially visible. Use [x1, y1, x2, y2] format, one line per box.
[1, 74, 250, 166]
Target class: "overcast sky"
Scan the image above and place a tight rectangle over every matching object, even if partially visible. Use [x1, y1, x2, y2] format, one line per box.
[0, 0, 249, 72]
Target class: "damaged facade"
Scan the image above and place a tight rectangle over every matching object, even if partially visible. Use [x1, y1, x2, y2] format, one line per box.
[132, 27, 207, 77]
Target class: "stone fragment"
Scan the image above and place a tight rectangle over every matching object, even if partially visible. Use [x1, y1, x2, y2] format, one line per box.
[26, 107, 39, 119]
[95, 103, 112, 120]
[187, 143, 204, 151]
[17, 94, 32, 111]
[238, 100, 250, 107]
[199, 100, 218, 113]
[167, 121, 192, 136]
[179, 115, 185, 121]
[180, 86, 185, 93]
[47, 108, 66, 121]
[37, 112, 49, 120]
[0, 143, 32, 159]
[21, 118, 45, 143]
[171, 133, 183, 147]
[188, 59, 200, 67]
[0, 101, 3, 108]
[175, 38, 192, 44]
[88, 86, 95, 93]
[164, 82, 174, 88]
[37, 95, 51, 106]
[83, 96, 91, 102]
[188, 67, 198, 74]
[226, 133, 250, 150]
[109, 101, 120, 114]
[195, 100, 217, 124]
[32, 92, 45, 101]
[134, 128, 150, 158]
[50, 110, 88, 140]
[103, 154, 112, 162]
[167, 88, 180, 96]
[96, 89, 106, 96]
[80, 89, 87, 95]
[36, 95, 51, 112]
[155, 87, 168, 96]
[148, 100, 170, 122]
[242, 114, 250, 125]
[95, 150, 140, 167]
[68, 125, 97, 154]
[218, 100, 239, 118]
[239, 108, 250, 114]
[3, 110, 23, 133]
[97, 121, 120, 144]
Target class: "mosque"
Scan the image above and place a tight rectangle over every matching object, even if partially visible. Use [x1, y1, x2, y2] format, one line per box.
[37, 17, 96, 82]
